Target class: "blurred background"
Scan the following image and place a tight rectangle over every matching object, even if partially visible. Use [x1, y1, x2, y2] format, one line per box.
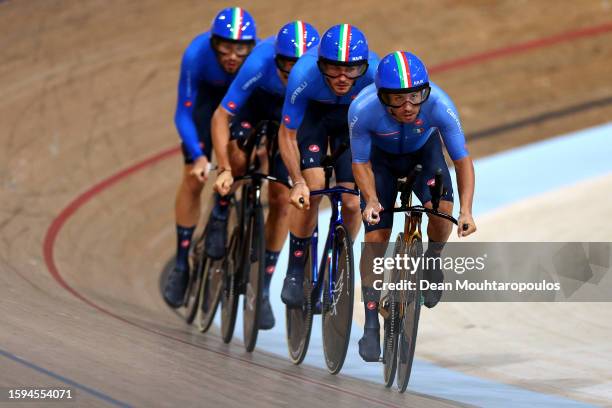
[1, 1, 611, 407]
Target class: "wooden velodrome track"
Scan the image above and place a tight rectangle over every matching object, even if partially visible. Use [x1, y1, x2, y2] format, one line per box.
[1, 1, 612, 406]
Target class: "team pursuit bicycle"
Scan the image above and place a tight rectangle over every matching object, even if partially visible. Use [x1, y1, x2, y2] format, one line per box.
[379, 165, 466, 392]
[217, 120, 290, 352]
[286, 144, 357, 374]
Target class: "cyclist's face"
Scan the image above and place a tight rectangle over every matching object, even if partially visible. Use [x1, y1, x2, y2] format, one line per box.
[389, 98, 421, 123]
[326, 74, 356, 95]
[319, 62, 367, 95]
[214, 40, 252, 73]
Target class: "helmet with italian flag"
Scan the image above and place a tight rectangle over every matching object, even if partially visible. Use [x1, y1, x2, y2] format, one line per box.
[317, 24, 369, 79]
[375, 51, 431, 107]
[318, 24, 368, 63]
[211, 7, 256, 42]
[275, 21, 320, 60]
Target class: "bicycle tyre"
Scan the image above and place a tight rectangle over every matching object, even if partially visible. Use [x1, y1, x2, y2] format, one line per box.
[321, 224, 354, 374]
[285, 240, 315, 365]
[243, 205, 265, 352]
[383, 236, 404, 387]
[396, 235, 423, 392]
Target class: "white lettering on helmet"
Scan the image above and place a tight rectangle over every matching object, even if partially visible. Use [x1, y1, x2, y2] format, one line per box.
[241, 71, 263, 90]
[291, 81, 308, 104]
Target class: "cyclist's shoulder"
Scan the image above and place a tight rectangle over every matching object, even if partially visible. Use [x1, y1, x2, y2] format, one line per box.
[286, 49, 320, 90]
[425, 82, 460, 118]
[180, 31, 214, 70]
[240, 37, 275, 73]
[251, 36, 276, 57]
[350, 84, 384, 124]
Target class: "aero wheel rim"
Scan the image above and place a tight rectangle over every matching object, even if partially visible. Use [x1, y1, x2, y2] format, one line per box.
[322, 225, 354, 374]
[197, 258, 224, 333]
[243, 208, 264, 352]
[383, 237, 403, 387]
[220, 227, 240, 343]
[396, 239, 422, 392]
[285, 244, 314, 364]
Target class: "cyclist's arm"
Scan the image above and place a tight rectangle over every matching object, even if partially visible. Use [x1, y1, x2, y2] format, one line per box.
[212, 57, 263, 171]
[174, 46, 204, 161]
[211, 106, 233, 170]
[352, 162, 378, 203]
[279, 66, 310, 184]
[453, 156, 475, 217]
[349, 105, 378, 203]
[279, 124, 305, 184]
[432, 99, 474, 216]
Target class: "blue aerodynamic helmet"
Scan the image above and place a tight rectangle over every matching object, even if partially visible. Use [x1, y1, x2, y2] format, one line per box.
[276, 21, 320, 60]
[211, 7, 256, 42]
[375, 51, 431, 107]
[318, 24, 369, 64]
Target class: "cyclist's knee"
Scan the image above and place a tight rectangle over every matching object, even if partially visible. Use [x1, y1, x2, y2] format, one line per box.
[268, 187, 290, 214]
[182, 167, 205, 193]
[342, 194, 361, 214]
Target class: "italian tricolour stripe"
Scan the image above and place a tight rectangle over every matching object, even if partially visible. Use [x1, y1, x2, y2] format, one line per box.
[294, 21, 306, 57]
[393, 51, 412, 88]
[231, 7, 243, 40]
[337, 24, 351, 62]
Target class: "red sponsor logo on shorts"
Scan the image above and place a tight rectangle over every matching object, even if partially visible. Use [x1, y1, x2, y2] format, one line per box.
[308, 144, 320, 153]
[184, 100, 192, 107]
[228, 101, 236, 110]
[241, 121, 251, 129]
[367, 301, 377, 310]
[181, 239, 190, 248]
[427, 178, 436, 187]
[283, 115, 291, 124]
[415, 118, 423, 126]
[266, 265, 275, 274]
[294, 250, 304, 258]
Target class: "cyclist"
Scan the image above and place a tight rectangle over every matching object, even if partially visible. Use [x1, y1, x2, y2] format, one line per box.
[210, 21, 321, 329]
[349, 51, 476, 361]
[163, 7, 257, 308]
[278, 24, 378, 307]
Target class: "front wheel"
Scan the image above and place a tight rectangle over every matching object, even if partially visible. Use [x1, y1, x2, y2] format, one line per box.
[382, 236, 403, 387]
[242, 205, 265, 352]
[396, 236, 423, 393]
[285, 237, 316, 364]
[184, 235, 205, 324]
[196, 257, 224, 333]
[321, 224, 354, 375]
[220, 199, 241, 344]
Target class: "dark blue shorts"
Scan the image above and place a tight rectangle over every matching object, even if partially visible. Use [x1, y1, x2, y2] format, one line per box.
[228, 89, 288, 184]
[297, 102, 354, 183]
[180, 83, 228, 164]
[361, 131, 454, 232]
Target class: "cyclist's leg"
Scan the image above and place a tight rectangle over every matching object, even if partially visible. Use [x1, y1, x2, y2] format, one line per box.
[281, 103, 327, 307]
[412, 131, 455, 308]
[165, 84, 226, 307]
[331, 128, 361, 241]
[357, 147, 399, 361]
